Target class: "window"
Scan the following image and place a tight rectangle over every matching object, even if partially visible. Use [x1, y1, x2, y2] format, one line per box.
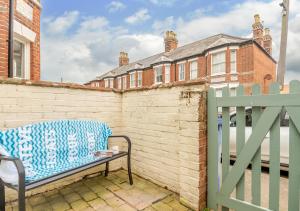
[230, 87, 236, 96]
[165, 65, 170, 83]
[230, 50, 237, 73]
[130, 72, 136, 88]
[190, 61, 198, 80]
[212, 51, 226, 75]
[137, 71, 142, 87]
[154, 66, 163, 84]
[179, 63, 185, 81]
[13, 39, 30, 79]
[122, 76, 127, 89]
[118, 77, 122, 89]
[109, 79, 114, 88]
[104, 79, 109, 88]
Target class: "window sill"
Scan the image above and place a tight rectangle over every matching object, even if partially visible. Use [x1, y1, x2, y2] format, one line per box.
[211, 73, 226, 77]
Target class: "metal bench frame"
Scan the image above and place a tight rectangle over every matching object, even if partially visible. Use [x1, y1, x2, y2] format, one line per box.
[0, 135, 133, 211]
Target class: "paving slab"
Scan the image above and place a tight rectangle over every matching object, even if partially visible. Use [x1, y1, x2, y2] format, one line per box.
[5, 170, 190, 211]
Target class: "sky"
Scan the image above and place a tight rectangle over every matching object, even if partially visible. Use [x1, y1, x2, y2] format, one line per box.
[40, 0, 300, 84]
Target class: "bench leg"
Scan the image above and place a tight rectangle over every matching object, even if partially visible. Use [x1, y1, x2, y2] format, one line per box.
[127, 154, 133, 185]
[105, 162, 109, 177]
[0, 179, 5, 211]
[18, 185, 25, 211]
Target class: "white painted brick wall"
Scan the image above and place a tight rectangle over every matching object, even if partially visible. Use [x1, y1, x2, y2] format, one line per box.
[0, 83, 207, 210]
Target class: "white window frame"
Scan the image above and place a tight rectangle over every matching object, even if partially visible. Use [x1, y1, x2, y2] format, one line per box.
[117, 77, 122, 89]
[109, 79, 114, 88]
[190, 60, 198, 80]
[122, 76, 127, 89]
[230, 50, 237, 73]
[137, 71, 142, 87]
[165, 65, 170, 83]
[13, 36, 30, 80]
[178, 63, 185, 81]
[211, 51, 226, 76]
[130, 72, 136, 88]
[104, 79, 109, 88]
[154, 66, 163, 84]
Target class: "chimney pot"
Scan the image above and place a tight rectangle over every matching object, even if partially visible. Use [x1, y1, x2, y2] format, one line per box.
[164, 30, 178, 52]
[119, 51, 129, 67]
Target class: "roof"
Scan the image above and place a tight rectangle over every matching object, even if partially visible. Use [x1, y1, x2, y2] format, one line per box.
[95, 33, 268, 80]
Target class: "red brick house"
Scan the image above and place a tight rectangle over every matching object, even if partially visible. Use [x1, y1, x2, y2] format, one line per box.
[87, 14, 276, 94]
[0, 0, 41, 80]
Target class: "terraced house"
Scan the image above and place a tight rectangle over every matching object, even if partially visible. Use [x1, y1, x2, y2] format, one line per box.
[87, 14, 276, 94]
[0, 0, 41, 80]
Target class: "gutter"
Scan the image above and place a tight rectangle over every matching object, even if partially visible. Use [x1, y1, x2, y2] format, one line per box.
[8, 0, 14, 78]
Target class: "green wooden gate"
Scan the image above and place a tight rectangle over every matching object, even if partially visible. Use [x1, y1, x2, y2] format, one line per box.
[207, 81, 300, 211]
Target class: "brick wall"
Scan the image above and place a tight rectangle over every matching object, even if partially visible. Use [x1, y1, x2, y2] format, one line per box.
[1, 79, 208, 210]
[121, 83, 207, 210]
[0, 0, 40, 80]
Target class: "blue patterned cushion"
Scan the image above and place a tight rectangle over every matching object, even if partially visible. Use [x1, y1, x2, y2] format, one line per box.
[0, 120, 112, 183]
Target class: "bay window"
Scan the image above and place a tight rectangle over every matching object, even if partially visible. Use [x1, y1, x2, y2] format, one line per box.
[104, 79, 109, 88]
[130, 72, 136, 88]
[154, 66, 163, 84]
[122, 76, 127, 89]
[165, 65, 170, 83]
[137, 71, 142, 87]
[179, 63, 185, 81]
[190, 61, 198, 80]
[118, 77, 122, 89]
[109, 79, 114, 88]
[212, 51, 226, 75]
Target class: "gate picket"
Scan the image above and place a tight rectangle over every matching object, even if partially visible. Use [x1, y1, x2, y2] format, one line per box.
[288, 80, 300, 211]
[221, 87, 230, 211]
[236, 86, 245, 200]
[269, 83, 281, 211]
[251, 84, 262, 206]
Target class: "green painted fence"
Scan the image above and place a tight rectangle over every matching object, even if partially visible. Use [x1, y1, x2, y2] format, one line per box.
[207, 81, 300, 211]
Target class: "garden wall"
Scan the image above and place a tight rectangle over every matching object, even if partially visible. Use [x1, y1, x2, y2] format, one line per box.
[0, 79, 207, 210]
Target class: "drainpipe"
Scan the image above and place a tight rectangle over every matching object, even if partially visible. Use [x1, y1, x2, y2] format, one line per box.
[8, 0, 14, 78]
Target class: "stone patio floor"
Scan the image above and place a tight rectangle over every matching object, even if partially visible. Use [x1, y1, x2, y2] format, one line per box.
[5, 170, 192, 211]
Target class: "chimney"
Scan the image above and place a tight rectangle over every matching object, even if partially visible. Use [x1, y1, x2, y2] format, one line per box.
[119, 52, 129, 67]
[263, 28, 272, 55]
[252, 14, 264, 46]
[164, 31, 178, 52]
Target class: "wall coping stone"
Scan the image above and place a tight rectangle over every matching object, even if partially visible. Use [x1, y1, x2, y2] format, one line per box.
[0, 78, 208, 93]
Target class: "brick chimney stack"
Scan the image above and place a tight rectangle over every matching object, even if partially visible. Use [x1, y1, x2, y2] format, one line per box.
[164, 31, 178, 52]
[252, 14, 264, 46]
[263, 28, 272, 55]
[119, 52, 129, 67]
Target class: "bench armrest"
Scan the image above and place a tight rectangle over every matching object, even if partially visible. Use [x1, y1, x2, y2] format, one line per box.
[108, 135, 131, 155]
[0, 155, 25, 188]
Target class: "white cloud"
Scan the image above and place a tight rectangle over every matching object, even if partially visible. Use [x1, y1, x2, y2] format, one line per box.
[106, 1, 126, 13]
[125, 8, 151, 25]
[149, 0, 177, 7]
[41, 12, 161, 83]
[44, 11, 79, 35]
[152, 16, 175, 32]
[41, 0, 300, 84]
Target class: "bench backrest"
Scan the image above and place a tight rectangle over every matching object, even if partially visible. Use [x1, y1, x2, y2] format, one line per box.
[0, 120, 112, 180]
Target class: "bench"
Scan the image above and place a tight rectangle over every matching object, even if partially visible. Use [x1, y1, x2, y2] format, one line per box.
[0, 120, 133, 211]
